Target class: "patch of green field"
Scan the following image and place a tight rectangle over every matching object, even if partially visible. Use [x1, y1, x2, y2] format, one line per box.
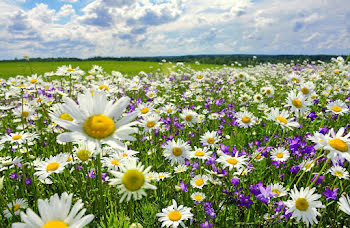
[0, 61, 226, 79]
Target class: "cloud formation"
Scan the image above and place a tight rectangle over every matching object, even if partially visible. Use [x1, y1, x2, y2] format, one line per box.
[0, 0, 349, 59]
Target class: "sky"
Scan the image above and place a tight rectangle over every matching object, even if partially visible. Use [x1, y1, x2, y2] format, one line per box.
[0, 0, 349, 59]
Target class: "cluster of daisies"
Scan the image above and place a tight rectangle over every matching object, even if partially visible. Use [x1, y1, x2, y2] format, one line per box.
[0, 56, 350, 227]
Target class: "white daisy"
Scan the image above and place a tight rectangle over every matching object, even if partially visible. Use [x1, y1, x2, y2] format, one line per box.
[163, 139, 191, 165]
[200, 131, 221, 149]
[191, 192, 206, 202]
[156, 199, 193, 228]
[179, 108, 198, 126]
[3, 199, 27, 218]
[266, 107, 299, 130]
[216, 153, 248, 171]
[323, 127, 350, 162]
[34, 154, 68, 181]
[269, 183, 287, 197]
[284, 186, 325, 227]
[284, 90, 312, 116]
[189, 147, 212, 161]
[50, 90, 138, 151]
[270, 147, 290, 162]
[12, 192, 94, 228]
[140, 113, 162, 133]
[235, 111, 257, 128]
[338, 194, 350, 215]
[329, 165, 349, 179]
[190, 174, 209, 189]
[326, 100, 349, 116]
[109, 160, 157, 202]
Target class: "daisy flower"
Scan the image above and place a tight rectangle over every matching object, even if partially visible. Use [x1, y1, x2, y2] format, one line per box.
[137, 103, 154, 116]
[3, 199, 27, 218]
[191, 192, 206, 202]
[156, 172, 171, 181]
[284, 186, 325, 227]
[284, 90, 311, 116]
[73, 141, 96, 162]
[235, 111, 257, 128]
[216, 153, 248, 171]
[173, 164, 188, 173]
[34, 155, 68, 181]
[200, 131, 221, 149]
[163, 139, 191, 165]
[162, 104, 177, 115]
[269, 183, 287, 197]
[102, 153, 126, 171]
[251, 150, 265, 162]
[12, 192, 94, 228]
[300, 158, 315, 172]
[179, 108, 198, 126]
[323, 127, 350, 162]
[140, 113, 162, 133]
[0, 131, 37, 145]
[270, 147, 290, 162]
[190, 175, 209, 189]
[189, 147, 212, 161]
[50, 90, 138, 151]
[266, 108, 299, 130]
[297, 81, 315, 97]
[156, 199, 193, 228]
[329, 165, 349, 179]
[109, 160, 157, 202]
[338, 194, 350, 215]
[326, 100, 349, 116]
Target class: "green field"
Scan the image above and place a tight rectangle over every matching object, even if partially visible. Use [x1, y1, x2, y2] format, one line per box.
[0, 61, 225, 79]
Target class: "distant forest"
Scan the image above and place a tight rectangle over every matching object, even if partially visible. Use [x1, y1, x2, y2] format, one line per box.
[1, 55, 348, 67]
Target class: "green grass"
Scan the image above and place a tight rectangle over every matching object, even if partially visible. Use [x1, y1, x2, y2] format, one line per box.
[0, 61, 226, 79]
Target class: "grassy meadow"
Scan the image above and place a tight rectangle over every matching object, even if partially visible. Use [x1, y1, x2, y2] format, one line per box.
[1, 57, 350, 227]
[0, 60, 223, 79]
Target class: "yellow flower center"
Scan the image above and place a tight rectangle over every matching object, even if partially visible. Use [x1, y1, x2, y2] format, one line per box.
[332, 106, 342, 112]
[276, 152, 284, 158]
[292, 99, 302, 108]
[99, 85, 109, 91]
[305, 163, 312, 169]
[272, 189, 280, 196]
[30, 79, 38, 83]
[266, 89, 271, 95]
[207, 138, 215, 144]
[185, 115, 192, 122]
[167, 109, 173, 113]
[256, 154, 262, 159]
[67, 68, 75, 72]
[122, 153, 128, 157]
[17, 84, 26, 88]
[83, 114, 115, 139]
[66, 157, 73, 162]
[141, 107, 149, 114]
[275, 116, 288, 124]
[168, 211, 182, 221]
[122, 169, 145, 191]
[227, 158, 238, 165]
[13, 204, 20, 212]
[172, 147, 183, 156]
[242, 116, 251, 123]
[195, 178, 204, 186]
[292, 78, 300, 83]
[197, 75, 204, 79]
[59, 113, 73, 121]
[329, 138, 348, 152]
[12, 135, 22, 140]
[22, 111, 29, 117]
[295, 198, 309, 211]
[334, 171, 343, 177]
[301, 88, 309, 95]
[194, 195, 202, 201]
[111, 160, 120, 165]
[46, 162, 60, 172]
[194, 151, 205, 157]
[77, 149, 90, 161]
[41, 220, 68, 228]
[147, 121, 155, 128]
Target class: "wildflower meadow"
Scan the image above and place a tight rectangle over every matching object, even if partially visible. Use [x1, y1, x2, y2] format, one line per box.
[1, 57, 350, 227]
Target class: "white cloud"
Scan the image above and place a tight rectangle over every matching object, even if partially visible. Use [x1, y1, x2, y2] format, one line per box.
[56, 4, 75, 18]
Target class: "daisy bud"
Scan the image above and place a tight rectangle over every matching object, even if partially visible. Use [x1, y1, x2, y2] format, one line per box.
[0, 176, 4, 190]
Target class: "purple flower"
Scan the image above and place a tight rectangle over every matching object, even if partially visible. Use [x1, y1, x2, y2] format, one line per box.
[322, 188, 338, 200]
[10, 172, 17, 179]
[256, 185, 275, 205]
[179, 180, 188, 192]
[231, 177, 240, 187]
[200, 219, 214, 228]
[25, 178, 32, 185]
[311, 175, 324, 185]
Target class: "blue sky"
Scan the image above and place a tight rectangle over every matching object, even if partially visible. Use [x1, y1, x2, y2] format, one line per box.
[0, 0, 349, 59]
